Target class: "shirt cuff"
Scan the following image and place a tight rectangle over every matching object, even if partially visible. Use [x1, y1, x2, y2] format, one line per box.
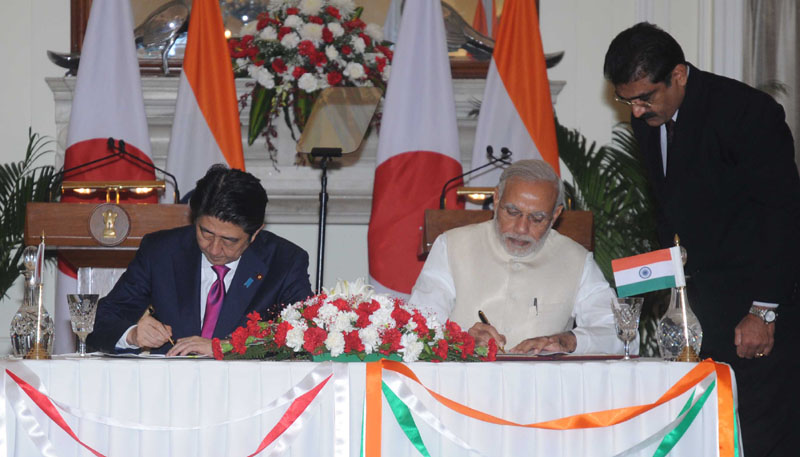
[752, 301, 778, 309]
[116, 325, 140, 350]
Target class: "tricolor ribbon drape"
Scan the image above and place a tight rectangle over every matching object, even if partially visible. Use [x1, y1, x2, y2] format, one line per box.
[364, 359, 736, 457]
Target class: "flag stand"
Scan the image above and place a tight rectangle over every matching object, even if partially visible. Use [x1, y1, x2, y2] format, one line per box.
[296, 87, 382, 293]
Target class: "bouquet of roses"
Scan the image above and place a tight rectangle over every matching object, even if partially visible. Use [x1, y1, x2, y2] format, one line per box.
[227, 0, 393, 156]
[212, 279, 498, 362]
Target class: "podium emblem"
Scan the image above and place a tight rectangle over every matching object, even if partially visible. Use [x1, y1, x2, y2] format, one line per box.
[89, 203, 130, 246]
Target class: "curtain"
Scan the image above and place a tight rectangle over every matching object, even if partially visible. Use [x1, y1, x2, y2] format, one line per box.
[743, 0, 800, 169]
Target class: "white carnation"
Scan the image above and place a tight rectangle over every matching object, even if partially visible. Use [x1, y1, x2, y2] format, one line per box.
[256, 67, 276, 89]
[286, 327, 306, 351]
[343, 62, 365, 80]
[317, 74, 330, 90]
[328, 0, 356, 16]
[281, 31, 301, 48]
[235, 58, 250, 70]
[382, 64, 391, 82]
[268, 0, 298, 13]
[284, 15, 303, 29]
[330, 311, 356, 333]
[369, 307, 394, 329]
[317, 301, 339, 323]
[284, 64, 297, 81]
[299, 23, 324, 44]
[280, 305, 302, 323]
[365, 23, 384, 42]
[351, 36, 366, 54]
[298, 72, 319, 92]
[371, 294, 393, 310]
[400, 333, 424, 362]
[299, 0, 323, 15]
[327, 22, 345, 38]
[259, 26, 278, 41]
[325, 45, 339, 61]
[325, 331, 346, 357]
[359, 327, 380, 354]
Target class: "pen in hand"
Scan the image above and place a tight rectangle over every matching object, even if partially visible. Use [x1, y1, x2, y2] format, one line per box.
[477, 310, 505, 353]
[147, 305, 175, 346]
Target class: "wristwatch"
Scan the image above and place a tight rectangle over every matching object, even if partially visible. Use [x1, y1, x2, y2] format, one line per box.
[749, 306, 777, 323]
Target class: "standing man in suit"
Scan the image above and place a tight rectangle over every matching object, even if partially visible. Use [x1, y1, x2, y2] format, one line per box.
[87, 165, 312, 356]
[604, 22, 800, 456]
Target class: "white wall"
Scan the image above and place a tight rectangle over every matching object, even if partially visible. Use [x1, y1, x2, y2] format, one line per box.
[0, 0, 724, 354]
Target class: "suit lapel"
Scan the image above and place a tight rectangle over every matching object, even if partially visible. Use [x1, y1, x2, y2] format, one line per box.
[174, 231, 202, 334]
[664, 65, 704, 190]
[214, 242, 270, 338]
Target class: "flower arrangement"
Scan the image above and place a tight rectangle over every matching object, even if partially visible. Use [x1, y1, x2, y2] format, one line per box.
[227, 0, 393, 157]
[212, 279, 498, 362]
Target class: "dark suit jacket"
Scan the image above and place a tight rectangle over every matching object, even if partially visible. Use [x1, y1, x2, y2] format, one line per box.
[86, 225, 312, 353]
[631, 64, 800, 355]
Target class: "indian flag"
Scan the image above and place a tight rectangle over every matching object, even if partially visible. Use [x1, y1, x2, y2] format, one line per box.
[612, 247, 686, 297]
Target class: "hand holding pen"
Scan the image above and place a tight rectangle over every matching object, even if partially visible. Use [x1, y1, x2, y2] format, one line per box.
[471, 310, 506, 353]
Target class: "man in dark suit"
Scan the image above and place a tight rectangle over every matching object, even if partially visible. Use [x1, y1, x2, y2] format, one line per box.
[87, 165, 312, 356]
[604, 23, 800, 456]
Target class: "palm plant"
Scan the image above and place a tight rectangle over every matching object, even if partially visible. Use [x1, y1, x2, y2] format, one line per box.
[0, 129, 61, 298]
[556, 120, 665, 355]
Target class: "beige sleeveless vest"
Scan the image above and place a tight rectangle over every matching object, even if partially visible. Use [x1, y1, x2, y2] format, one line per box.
[446, 220, 588, 348]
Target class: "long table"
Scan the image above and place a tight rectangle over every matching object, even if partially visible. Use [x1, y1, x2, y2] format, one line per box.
[2, 358, 737, 456]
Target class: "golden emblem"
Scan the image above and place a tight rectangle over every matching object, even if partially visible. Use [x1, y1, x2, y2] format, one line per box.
[102, 209, 118, 238]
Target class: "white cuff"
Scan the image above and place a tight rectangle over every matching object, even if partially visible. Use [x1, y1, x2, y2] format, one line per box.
[115, 325, 140, 350]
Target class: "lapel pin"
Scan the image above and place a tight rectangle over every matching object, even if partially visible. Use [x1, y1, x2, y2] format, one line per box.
[256, 273, 263, 280]
[244, 278, 254, 288]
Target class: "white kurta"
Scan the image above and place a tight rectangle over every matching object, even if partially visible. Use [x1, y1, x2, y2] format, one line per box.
[409, 221, 633, 354]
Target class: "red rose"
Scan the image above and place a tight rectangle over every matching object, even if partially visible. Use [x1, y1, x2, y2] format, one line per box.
[341, 45, 352, 55]
[303, 327, 328, 354]
[293, 66, 306, 79]
[326, 6, 341, 19]
[212, 338, 224, 360]
[308, 15, 324, 25]
[322, 27, 334, 43]
[286, 7, 300, 15]
[391, 306, 412, 328]
[302, 302, 322, 320]
[271, 57, 288, 74]
[298, 40, 316, 57]
[278, 26, 293, 40]
[274, 321, 292, 347]
[344, 330, 365, 353]
[332, 298, 350, 311]
[433, 339, 448, 359]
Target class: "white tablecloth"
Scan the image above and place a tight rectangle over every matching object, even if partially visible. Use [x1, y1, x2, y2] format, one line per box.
[2, 358, 735, 457]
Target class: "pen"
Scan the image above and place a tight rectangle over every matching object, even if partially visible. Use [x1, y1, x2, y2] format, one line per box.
[477, 310, 505, 353]
[533, 297, 538, 316]
[147, 305, 175, 346]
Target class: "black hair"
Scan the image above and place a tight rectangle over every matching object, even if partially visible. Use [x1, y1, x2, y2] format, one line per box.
[189, 164, 268, 236]
[603, 22, 686, 86]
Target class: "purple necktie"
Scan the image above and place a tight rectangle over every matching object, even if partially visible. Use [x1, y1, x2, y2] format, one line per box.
[201, 265, 230, 338]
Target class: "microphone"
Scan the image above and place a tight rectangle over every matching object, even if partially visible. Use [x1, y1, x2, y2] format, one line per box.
[438, 146, 513, 209]
[106, 138, 181, 203]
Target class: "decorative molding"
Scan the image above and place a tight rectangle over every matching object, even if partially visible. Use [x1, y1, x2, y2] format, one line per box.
[47, 77, 565, 224]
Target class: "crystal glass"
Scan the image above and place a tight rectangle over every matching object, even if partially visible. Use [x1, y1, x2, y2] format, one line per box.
[10, 270, 54, 357]
[611, 297, 644, 360]
[656, 287, 703, 360]
[67, 294, 99, 356]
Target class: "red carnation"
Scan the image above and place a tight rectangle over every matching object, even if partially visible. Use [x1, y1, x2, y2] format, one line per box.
[302, 303, 322, 320]
[252, 58, 265, 67]
[345, 19, 366, 31]
[298, 40, 316, 57]
[445, 320, 462, 336]
[310, 51, 328, 67]
[293, 66, 307, 79]
[375, 56, 387, 73]
[341, 45, 352, 55]
[459, 333, 476, 359]
[322, 27, 334, 43]
[286, 7, 299, 15]
[326, 6, 341, 19]
[380, 328, 403, 355]
[332, 298, 350, 311]
[485, 339, 498, 361]
[273, 321, 292, 347]
[271, 57, 288, 74]
[391, 306, 412, 328]
[212, 338, 224, 360]
[303, 327, 328, 355]
[257, 17, 270, 30]
[278, 26, 293, 40]
[411, 311, 430, 337]
[230, 327, 249, 354]
[433, 339, 449, 360]
[376, 45, 394, 61]
[344, 330, 365, 353]
[308, 15, 324, 25]
[359, 33, 372, 47]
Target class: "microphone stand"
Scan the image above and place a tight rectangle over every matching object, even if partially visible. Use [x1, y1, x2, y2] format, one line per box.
[438, 146, 512, 209]
[311, 147, 343, 293]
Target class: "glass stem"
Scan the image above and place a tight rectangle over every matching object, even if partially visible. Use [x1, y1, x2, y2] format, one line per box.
[78, 339, 87, 356]
[623, 340, 630, 360]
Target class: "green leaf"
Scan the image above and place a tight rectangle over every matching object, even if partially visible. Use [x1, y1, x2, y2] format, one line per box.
[247, 85, 274, 146]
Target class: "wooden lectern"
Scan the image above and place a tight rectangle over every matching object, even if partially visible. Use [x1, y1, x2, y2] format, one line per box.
[24, 203, 191, 268]
[421, 209, 595, 256]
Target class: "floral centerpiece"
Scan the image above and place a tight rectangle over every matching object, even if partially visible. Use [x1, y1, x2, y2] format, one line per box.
[228, 0, 393, 157]
[212, 279, 498, 362]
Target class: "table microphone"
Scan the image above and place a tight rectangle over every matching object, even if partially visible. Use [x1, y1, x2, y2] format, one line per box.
[438, 146, 512, 209]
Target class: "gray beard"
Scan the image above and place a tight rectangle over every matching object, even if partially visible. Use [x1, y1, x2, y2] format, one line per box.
[493, 219, 551, 257]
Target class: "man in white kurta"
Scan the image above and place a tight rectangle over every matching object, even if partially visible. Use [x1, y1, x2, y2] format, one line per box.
[409, 160, 630, 355]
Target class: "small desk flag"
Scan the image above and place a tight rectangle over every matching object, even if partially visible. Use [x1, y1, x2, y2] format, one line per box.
[612, 247, 686, 297]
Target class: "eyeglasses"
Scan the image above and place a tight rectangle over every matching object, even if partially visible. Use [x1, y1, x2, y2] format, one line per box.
[501, 205, 553, 226]
[614, 95, 652, 108]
